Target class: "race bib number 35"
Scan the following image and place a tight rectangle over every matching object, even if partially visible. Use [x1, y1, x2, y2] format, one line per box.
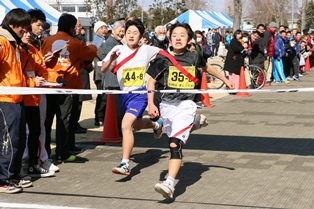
[122, 66, 145, 87]
[168, 66, 196, 89]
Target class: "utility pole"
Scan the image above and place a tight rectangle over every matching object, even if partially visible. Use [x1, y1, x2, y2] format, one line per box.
[141, 0, 144, 22]
[291, 0, 294, 29]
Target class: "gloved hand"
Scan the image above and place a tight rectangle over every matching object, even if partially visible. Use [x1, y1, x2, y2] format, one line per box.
[56, 77, 66, 86]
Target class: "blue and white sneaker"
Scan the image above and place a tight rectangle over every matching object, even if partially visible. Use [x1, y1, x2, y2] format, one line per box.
[153, 119, 163, 139]
[112, 162, 131, 175]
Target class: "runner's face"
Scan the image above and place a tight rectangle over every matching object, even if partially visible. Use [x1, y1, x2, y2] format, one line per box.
[170, 26, 189, 51]
[126, 25, 141, 48]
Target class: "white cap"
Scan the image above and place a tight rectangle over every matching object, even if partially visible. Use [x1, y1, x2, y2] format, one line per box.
[94, 21, 107, 33]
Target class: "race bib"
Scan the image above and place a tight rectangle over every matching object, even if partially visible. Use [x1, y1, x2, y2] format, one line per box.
[168, 66, 196, 89]
[122, 66, 145, 87]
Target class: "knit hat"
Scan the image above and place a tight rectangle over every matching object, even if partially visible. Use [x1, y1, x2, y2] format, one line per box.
[268, 22, 278, 28]
[94, 21, 107, 33]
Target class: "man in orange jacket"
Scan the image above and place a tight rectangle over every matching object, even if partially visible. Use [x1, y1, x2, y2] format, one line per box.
[41, 13, 97, 162]
[0, 8, 31, 194]
[21, 9, 58, 180]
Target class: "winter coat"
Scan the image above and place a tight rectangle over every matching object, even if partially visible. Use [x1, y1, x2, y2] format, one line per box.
[223, 38, 245, 75]
[249, 37, 266, 66]
[0, 27, 25, 103]
[274, 36, 286, 60]
[263, 28, 275, 57]
[42, 31, 97, 89]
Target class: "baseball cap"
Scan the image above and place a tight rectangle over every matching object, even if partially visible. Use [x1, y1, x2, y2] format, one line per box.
[94, 21, 107, 33]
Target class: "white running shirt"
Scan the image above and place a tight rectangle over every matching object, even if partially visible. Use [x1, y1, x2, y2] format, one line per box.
[103, 44, 160, 91]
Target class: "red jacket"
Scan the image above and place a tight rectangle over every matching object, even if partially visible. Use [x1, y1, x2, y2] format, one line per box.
[264, 28, 275, 57]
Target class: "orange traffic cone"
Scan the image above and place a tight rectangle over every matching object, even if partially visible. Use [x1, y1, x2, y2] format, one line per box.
[305, 57, 311, 71]
[236, 66, 251, 97]
[95, 94, 122, 144]
[200, 71, 215, 108]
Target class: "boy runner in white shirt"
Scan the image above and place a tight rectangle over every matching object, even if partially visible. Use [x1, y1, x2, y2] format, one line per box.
[101, 19, 163, 175]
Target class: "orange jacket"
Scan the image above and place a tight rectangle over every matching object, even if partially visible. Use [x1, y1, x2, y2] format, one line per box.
[20, 43, 51, 106]
[0, 27, 25, 103]
[42, 31, 97, 89]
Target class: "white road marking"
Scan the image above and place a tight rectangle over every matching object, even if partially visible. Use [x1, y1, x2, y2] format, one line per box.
[0, 202, 92, 209]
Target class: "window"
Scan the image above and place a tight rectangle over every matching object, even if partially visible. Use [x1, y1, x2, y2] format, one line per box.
[62, 6, 75, 12]
[78, 6, 86, 12]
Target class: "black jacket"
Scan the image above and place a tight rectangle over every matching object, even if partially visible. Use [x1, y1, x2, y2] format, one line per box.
[223, 38, 245, 74]
[150, 35, 168, 50]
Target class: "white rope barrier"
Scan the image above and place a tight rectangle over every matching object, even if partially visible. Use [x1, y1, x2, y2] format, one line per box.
[1, 86, 314, 95]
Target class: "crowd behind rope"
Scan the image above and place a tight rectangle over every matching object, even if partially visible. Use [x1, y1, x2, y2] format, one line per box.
[0, 7, 306, 199]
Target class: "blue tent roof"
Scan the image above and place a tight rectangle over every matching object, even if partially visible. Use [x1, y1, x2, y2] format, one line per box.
[170, 10, 233, 31]
[0, 0, 61, 25]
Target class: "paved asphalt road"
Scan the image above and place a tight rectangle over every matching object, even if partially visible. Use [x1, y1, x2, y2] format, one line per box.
[2, 65, 314, 209]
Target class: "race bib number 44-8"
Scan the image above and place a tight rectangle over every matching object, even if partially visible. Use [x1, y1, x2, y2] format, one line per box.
[122, 66, 145, 87]
[168, 66, 196, 89]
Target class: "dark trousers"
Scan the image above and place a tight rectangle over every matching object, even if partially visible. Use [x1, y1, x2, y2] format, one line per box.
[25, 106, 40, 166]
[69, 95, 80, 148]
[214, 44, 220, 56]
[94, 80, 106, 123]
[0, 102, 25, 184]
[212, 45, 216, 56]
[45, 94, 72, 160]
[290, 57, 299, 77]
[282, 56, 291, 77]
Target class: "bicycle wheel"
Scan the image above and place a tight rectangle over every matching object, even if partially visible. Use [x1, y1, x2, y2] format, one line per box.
[207, 63, 227, 89]
[248, 65, 266, 89]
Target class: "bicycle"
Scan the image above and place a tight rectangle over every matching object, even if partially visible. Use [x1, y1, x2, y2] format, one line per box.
[206, 56, 266, 90]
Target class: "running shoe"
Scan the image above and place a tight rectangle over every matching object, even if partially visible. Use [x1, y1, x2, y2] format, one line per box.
[194, 114, 209, 130]
[153, 119, 163, 139]
[154, 181, 175, 199]
[112, 162, 131, 175]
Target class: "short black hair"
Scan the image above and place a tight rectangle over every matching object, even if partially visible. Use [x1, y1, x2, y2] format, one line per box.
[169, 22, 194, 40]
[256, 24, 265, 29]
[44, 22, 51, 30]
[125, 19, 145, 35]
[233, 29, 242, 38]
[58, 13, 77, 35]
[28, 9, 46, 23]
[1, 8, 31, 28]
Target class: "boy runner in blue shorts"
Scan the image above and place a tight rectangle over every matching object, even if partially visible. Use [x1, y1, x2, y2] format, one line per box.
[101, 19, 163, 175]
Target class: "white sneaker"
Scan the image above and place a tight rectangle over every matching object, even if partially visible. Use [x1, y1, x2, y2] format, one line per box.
[194, 114, 208, 130]
[41, 159, 59, 172]
[154, 181, 175, 199]
[12, 179, 33, 188]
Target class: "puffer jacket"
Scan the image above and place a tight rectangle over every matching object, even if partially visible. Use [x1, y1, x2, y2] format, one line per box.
[0, 27, 25, 103]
